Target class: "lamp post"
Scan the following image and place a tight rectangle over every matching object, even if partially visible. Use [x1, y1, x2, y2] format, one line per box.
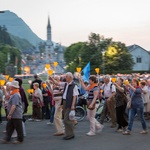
[95, 68, 100, 84]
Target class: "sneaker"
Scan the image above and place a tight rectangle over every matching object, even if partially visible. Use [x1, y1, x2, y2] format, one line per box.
[122, 130, 131, 135]
[47, 122, 53, 125]
[12, 140, 22, 144]
[35, 119, 41, 122]
[28, 118, 34, 121]
[97, 125, 104, 133]
[140, 130, 148, 134]
[53, 132, 64, 136]
[86, 131, 96, 136]
[117, 128, 123, 132]
[1, 139, 10, 144]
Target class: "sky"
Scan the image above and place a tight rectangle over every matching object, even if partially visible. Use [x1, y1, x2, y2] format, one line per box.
[0, 0, 150, 50]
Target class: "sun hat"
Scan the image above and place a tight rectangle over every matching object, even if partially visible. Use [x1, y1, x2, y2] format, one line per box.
[9, 81, 19, 88]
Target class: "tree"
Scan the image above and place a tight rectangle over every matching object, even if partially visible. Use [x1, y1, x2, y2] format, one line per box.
[0, 44, 21, 75]
[64, 32, 134, 74]
[64, 42, 86, 72]
[0, 25, 15, 46]
[104, 42, 134, 73]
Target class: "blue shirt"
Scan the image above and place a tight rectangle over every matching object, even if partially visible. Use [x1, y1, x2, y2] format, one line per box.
[130, 87, 144, 108]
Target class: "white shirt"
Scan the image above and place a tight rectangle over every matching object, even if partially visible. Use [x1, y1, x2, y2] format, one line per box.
[103, 82, 116, 97]
[61, 81, 79, 99]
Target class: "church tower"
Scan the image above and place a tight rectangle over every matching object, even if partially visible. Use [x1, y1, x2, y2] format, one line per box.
[45, 16, 54, 62]
[47, 16, 52, 42]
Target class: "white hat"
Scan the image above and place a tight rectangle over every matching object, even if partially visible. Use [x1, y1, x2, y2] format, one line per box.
[6, 82, 11, 86]
[9, 81, 19, 88]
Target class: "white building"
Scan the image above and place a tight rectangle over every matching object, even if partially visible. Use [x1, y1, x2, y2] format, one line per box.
[128, 44, 150, 71]
[45, 16, 65, 73]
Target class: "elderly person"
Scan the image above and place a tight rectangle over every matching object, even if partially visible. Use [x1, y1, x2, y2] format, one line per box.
[2, 81, 23, 144]
[114, 78, 128, 132]
[79, 75, 104, 136]
[140, 80, 150, 119]
[0, 86, 3, 124]
[49, 72, 79, 140]
[49, 75, 64, 136]
[123, 78, 148, 135]
[29, 83, 43, 121]
[100, 75, 116, 128]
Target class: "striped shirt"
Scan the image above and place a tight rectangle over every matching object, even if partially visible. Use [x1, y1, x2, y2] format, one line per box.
[87, 86, 99, 101]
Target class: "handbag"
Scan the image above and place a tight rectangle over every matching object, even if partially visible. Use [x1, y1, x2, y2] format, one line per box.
[127, 100, 131, 109]
[87, 100, 95, 110]
[32, 96, 43, 108]
[126, 92, 134, 109]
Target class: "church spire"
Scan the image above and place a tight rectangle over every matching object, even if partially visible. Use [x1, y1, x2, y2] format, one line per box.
[47, 15, 51, 42]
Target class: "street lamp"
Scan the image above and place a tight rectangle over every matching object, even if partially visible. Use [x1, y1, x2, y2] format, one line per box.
[102, 49, 105, 75]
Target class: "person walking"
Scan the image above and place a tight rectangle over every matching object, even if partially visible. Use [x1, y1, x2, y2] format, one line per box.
[0, 86, 3, 124]
[140, 80, 150, 119]
[62, 72, 79, 140]
[79, 75, 104, 136]
[1, 81, 23, 144]
[114, 78, 128, 132]
[100, 76, 116, 128]
[123, 78, 148, 135]
[50, 72, 79, 140]
[52, 75, 64, 136]
[41, 82, 50, 119]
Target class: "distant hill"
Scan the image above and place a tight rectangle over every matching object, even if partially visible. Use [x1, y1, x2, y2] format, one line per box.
[0, 10, 43, 46]
[10, 34, 34, 51]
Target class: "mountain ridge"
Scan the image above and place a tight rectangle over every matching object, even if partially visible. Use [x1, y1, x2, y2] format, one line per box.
[0, 10, 43, 46]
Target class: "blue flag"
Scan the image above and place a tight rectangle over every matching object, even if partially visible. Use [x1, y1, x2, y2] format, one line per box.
[82, 62, 90, 81]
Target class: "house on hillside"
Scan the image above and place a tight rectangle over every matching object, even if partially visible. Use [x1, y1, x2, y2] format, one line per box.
[128, 44, 150, 71]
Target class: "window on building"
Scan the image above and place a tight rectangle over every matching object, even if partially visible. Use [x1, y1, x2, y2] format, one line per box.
[136, 57, 142, 63]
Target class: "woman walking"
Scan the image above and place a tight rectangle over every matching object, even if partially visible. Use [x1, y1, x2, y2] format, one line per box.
[114, 78, 128, 132]
[79, 75, 104, 136]
[123, 78, 148, 135]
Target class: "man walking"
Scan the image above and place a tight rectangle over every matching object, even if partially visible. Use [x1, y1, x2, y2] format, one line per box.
[100, 76, 116, 128]
[49, 72, 79, 140]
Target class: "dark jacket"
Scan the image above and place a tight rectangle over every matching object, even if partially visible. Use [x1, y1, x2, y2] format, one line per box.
[63, 82, 76, 109]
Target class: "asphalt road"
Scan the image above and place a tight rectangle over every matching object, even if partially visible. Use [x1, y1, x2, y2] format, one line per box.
[0, 118, 150, 150]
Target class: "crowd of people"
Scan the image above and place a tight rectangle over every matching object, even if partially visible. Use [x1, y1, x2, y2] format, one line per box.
[0, 72, 150, 144]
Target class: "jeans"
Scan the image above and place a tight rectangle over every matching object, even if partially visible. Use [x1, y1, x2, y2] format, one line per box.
[128, 107, 147, 131]
[42, 99, 50, 119]
[50, 106, 55, 123]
